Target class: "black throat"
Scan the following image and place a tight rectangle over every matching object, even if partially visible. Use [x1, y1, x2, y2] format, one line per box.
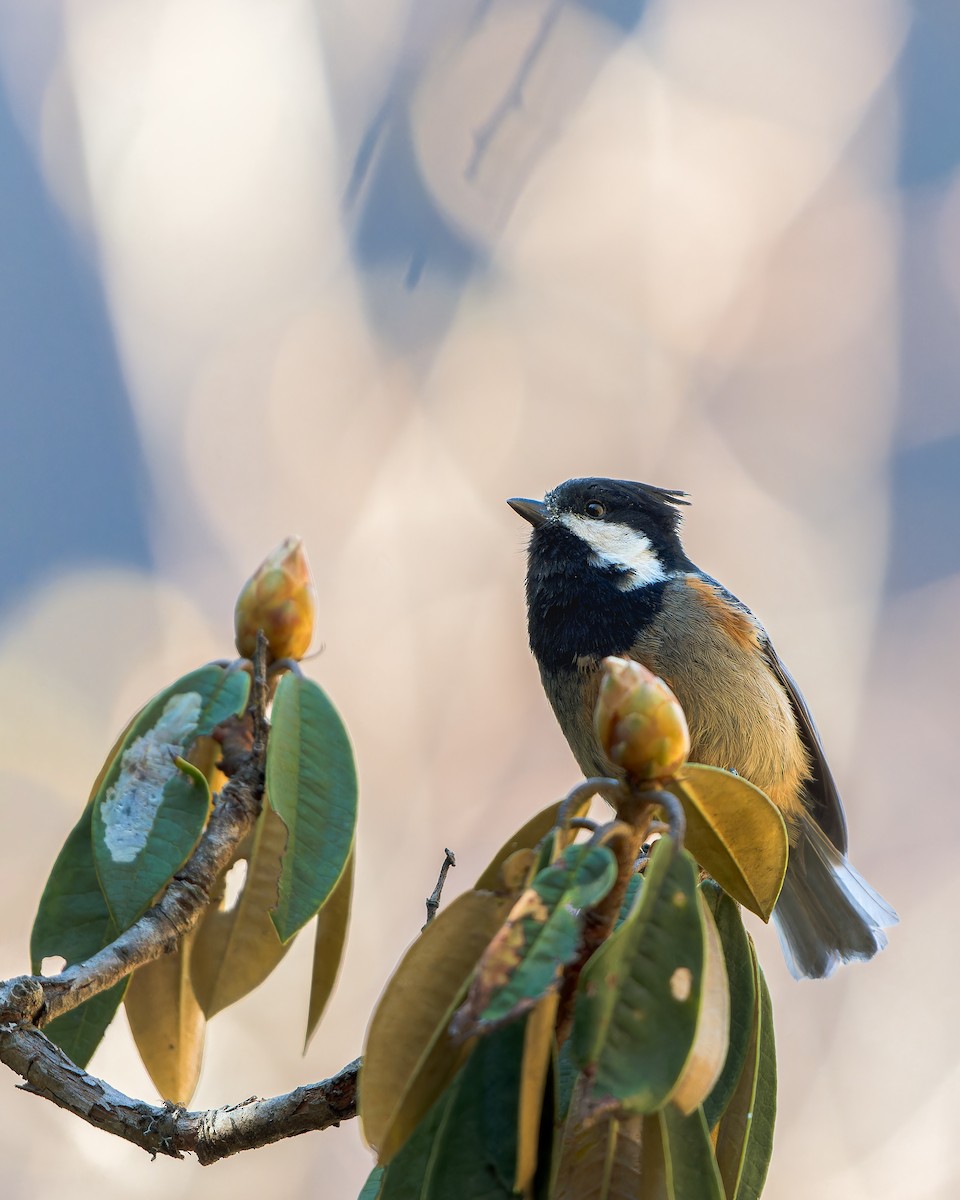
[524, 523, 670, 673]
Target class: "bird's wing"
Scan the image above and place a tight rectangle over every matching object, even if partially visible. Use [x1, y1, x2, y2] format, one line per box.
[760, 637, 848, 854]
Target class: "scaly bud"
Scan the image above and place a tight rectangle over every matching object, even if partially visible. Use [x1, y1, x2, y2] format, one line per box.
[234, 537, 317, 663]
[595, 656, 690, 782]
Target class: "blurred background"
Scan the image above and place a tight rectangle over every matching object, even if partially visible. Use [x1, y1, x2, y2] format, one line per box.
[0, 0, 955, 1196]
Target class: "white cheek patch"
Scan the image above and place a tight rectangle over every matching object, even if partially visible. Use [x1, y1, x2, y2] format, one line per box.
[559, 514, 667, 589]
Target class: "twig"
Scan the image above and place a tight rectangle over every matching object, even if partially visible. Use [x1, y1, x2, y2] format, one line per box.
[2, 1022, 358, 1164]
[424, 848, 457, 928]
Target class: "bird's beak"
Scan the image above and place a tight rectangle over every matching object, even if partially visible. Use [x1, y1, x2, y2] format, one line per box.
[507, 497, 549, 528]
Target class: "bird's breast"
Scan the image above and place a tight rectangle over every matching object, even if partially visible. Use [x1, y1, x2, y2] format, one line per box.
[629, 580, 810, 819]
[536, 574, 811, 823]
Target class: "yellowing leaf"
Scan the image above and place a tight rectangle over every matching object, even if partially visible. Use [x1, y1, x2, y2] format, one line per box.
[515, 992, 559, 1195]
[474, 795, 590, 892]
[305, 845, 354, 1049]
[191, 798, 291, 1017]
[500, 848, 536, 893]
[667, 765, 788, 922]
[669, 895, 729, 1116]
[700, 883, 756, 1130]
[124, 927, 204, 1104]
[638, 1111, 669, 1200]
[361, 890, 514, 1163]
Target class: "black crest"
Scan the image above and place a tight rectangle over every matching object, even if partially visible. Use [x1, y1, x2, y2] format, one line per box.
[520, 477, 693, 670]
[545, 477, 690, 564]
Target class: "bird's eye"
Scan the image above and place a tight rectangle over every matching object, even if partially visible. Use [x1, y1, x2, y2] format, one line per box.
[585, 501, 606, 518]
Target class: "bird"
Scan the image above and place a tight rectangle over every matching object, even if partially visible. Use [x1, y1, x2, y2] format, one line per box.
[508, 476, 897, 980]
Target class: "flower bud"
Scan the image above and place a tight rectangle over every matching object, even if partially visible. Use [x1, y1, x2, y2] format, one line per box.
[234, 537, 317, 662]
[595, 656, 690, 782]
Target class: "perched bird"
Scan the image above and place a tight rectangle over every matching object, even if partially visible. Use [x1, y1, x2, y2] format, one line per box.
[508, 477, 897, 979]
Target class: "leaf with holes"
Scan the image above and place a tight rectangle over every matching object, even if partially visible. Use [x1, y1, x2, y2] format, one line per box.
[573, 838, 707, 1119]
[30, 802, 125, 1067]
[669, 892, 730, 1116]
[191, 797, 291, 1018]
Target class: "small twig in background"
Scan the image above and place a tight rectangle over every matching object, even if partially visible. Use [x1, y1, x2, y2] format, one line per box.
[423, 848, 457, 928]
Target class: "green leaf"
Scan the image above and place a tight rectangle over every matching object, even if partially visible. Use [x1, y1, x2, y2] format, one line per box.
[659, 1105, 724, 1200]
[714, 946, 777, 1200]
[378, 1020, 528, 1200]
[668, 893, 730, 1117]
[573, 838, 705, 1118]
[360, 1161, 386, 1200]
[666, 765, 788, 922]
[358, 1167, 385, 1200]
[92, 665, 250, 930]
[700, 882, 757, 1130]
[615, 872, 644, 929]
[30, 803, 126, 1066]
[267, 674, 357, 943]
[376, 1075, 451, 1200]
[454, 844, 617, 1036]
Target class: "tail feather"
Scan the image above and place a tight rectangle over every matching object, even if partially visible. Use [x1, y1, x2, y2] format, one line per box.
[772, 814, 898, 980]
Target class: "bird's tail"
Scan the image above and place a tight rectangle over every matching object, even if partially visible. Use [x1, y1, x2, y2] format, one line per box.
[772, 813, 898, 980]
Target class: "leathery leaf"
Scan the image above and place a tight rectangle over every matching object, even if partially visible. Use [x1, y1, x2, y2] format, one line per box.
[30, 802, 125, 1067]
[666, 764, 787, 922]
[572, 838, 707, 1119]
[714, 939, 777, 1200]
[267, 673, 357, 943]
[361, 889, 514, 1163]
[91, 665, 250, 930]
